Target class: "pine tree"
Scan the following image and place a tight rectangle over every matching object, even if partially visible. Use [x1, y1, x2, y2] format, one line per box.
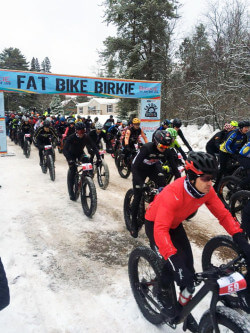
[30, 57, 36, 71]
[35, 58, 40, 72]
[41, 57, 51, 73]
[0, 47, 29, 70]
[50, 95, 64, 114]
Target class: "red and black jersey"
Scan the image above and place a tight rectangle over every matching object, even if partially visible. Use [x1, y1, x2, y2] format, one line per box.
[145, 177, 242, 260]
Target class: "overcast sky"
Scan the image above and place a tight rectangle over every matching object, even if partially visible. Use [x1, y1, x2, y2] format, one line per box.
[1, 0, 209, 77]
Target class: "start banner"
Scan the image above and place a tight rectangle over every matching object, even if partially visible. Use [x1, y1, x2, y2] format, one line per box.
[140, 99, 161, 141]
[0, 69, 161, 99]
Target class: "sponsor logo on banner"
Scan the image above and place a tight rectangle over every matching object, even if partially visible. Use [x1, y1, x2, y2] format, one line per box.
[140, 99, 161, 141]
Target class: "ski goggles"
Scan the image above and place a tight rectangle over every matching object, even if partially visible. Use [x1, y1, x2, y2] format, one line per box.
[157, 143, 169, 149]
[197, 174, 214, 182]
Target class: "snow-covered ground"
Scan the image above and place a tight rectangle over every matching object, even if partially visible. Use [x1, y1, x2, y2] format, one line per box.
[0, 124, 248, 332]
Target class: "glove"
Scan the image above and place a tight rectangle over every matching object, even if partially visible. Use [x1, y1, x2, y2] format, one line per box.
[162, 165, 170, 172]
[166, 253, 194, 288]
[233, 232, 250, 266]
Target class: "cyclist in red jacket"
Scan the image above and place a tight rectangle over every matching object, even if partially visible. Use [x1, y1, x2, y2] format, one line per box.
[145, 151, 250, 331]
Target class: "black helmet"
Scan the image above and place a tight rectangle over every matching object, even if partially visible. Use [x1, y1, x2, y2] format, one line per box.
[154, 130, 172, 147]
[238, 120, 250, 129]
[75, 122, 86, 130]
[172, 118, 182, 128]
[185, 151, 218, 175]
[163, 119, 171, 126]
[43, 120, 51, 127]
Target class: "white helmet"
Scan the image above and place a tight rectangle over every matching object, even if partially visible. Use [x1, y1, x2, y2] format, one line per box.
[122, 119, 128, 126]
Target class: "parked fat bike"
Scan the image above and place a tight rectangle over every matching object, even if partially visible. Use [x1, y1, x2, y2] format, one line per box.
[129, 245, 249, 332]
[68, 161, 97, 218]
[93, 149, 109, 190]
[41, 144, 56, 181]
[202, 235, 250, 315]
[23, 133, 31, 158]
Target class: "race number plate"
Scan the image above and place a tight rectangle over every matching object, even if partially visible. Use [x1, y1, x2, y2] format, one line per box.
[25, 134, 31, 137]
[99, 150, 106, 155]
[44, 145, 52, 150]
[217, 272, 247, 295]
[82, 163, 93, 170]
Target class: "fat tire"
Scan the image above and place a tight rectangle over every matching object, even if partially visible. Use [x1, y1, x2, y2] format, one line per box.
[41, 154, 47, 174]
[81, 176, 97, 217]
[217, 176, 241, 208]
[47, 154, 55, 181]
[128, 246, 165, 325]
[202, 235, 244, 310]
[230, 190, 250, 224]
[198, 306, 249, 333]
[117, 153, 131, 179]
[25, 140, 31, 158]
[97, 160, 109, 190]
[123, 189, 145, 232]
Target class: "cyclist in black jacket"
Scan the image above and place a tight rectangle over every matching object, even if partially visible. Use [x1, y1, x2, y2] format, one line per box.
[206, 123, 235, 156]
[33, 120, 59, 166]
[63, 122, 101, 200]
[172, 118, 192, 152]
[130, 130, 180, 238]
[88, 122, 109, 161]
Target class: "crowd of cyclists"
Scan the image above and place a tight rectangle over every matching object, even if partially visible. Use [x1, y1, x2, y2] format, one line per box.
[4, 109, 250, 331]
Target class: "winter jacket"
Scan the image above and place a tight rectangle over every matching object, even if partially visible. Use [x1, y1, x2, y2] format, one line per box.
[145, 177, 242, 260]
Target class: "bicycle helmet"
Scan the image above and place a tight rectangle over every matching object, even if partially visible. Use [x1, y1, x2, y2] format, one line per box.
[15, 115, 19, 120]
[163, 119, 171, 126]
[68, 119, 75, 125]
[122, 119, 128, 126]
[238, 120, 250, 129]
[185, 151, 218, 175]
[23, 116, 29, 122]
[95, 122, 103, 130]
[60, 117, 65, 122]
[154, 130, 172, 147]
[230, 120, 238, 127]
[116, 119, 122, 123]
[132, 118, 140, 124]
[75, 122, 86, 131]
[43, 120, 51, 127]
[166, 128, 178, 139]
[172, 118, 182, 128]
[224, 123, 234, 131]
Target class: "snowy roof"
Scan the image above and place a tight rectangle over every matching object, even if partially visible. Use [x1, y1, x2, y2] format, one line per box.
[92, 98, 120, 105]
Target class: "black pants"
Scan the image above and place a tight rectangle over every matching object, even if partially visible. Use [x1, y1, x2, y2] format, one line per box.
[0, 258, 10, 311]
[145, 220, 195, 288]
[237, 155, 250, 190]
[131, 163, 166, 226]
[214, 151, 231, 189]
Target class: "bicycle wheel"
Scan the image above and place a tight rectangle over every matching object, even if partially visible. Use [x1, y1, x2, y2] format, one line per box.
[41, 154, 47, 174]
[123, 189, 145, 233]
[116, 153, 131, 178]
[25, 140, 31, 158]
[96, 160, 109, 190]
[80, 176, 97, 217]
[217, 176, 241, 208]
[232, 166, 246, 179]
[230, 190, 250, 225]
[128, 246, 165, 325]
[202, 235, 246, 310]
[47, 154, 55, 181]
[199, 306, 249, 332]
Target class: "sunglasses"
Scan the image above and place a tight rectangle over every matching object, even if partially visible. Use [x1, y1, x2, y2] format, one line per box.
[197, 174, 214, 182]
[157, 143, 169, 149]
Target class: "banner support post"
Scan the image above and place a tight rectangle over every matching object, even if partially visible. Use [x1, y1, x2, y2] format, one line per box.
[0, 92, 7, 155]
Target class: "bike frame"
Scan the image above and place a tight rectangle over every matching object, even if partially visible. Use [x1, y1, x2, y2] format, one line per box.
[145, 255, 246, 332]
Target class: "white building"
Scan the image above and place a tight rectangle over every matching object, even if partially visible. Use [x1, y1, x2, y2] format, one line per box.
[77, 98, 120, 116]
